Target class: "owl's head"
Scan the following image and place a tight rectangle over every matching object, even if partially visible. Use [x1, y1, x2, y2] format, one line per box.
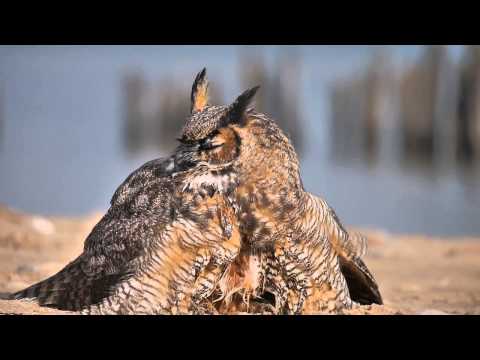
[174, 68, 301, 195]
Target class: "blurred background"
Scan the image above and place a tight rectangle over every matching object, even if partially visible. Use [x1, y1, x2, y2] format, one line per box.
[0, 45, 479, 237]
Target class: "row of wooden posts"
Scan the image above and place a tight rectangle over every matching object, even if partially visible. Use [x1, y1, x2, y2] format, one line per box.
[122, 50, 305, 157]
[330, 46, 480, 168]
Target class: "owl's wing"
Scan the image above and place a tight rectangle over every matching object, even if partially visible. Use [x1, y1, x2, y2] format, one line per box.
[315, 196, 367, 258]
[13, 164, 242, 313]
[314, 195, 382, 305]
[12, 158, 174, 310]
[11, 212, 152, 310]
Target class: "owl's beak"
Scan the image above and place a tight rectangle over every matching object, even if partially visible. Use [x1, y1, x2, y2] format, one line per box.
[173, 142, 200, 171]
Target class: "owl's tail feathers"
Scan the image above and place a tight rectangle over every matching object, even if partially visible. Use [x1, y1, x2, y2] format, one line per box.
[339, 255, 383, 305]
[10, 258, 101, 311]
[11, 259, 80, 309]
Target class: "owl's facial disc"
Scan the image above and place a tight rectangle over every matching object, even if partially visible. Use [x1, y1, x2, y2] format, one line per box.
[197, 127, 241, 165]
[173, 125, 239, 173]
[174, 127, 240, 196]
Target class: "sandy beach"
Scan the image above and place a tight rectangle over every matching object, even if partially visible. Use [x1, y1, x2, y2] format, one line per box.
[1, 205, 479, 315]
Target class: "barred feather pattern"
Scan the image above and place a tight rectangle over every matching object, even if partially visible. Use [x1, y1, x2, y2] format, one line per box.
[12, 71, 381, 314]
[251, 193, 380, 314]
[12, 157, 241, 314]
[213, 112, 382, 314]
[314, 196, 368, 259]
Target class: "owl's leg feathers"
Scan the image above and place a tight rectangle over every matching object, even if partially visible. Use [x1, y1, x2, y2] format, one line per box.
[263, 255, 289, 314]
[272, 238, 354, 314]
[188, 243, 240, 314]
[190, 263, 223, 313]
[273, 245, 314, 314]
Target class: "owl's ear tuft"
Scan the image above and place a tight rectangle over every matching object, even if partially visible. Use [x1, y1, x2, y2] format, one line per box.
[191, 67, 209, 113]
[223, 86, 260, 125]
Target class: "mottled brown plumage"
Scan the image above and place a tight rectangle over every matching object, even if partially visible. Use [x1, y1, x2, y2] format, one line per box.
[180, 71, 383, 314]
[219, 113, 383, 314]
[12, 69, 247, 314]
[13, 68, 382, 315]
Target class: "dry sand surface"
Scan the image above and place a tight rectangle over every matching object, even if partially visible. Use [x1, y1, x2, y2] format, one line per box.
[0, 205, 479, 315]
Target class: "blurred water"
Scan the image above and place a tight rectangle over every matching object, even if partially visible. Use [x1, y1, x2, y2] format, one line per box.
[0, 45, 478, 237]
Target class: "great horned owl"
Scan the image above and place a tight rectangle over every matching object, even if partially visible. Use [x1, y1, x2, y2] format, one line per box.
[11, 69, 256, 314]
[12, 68, 382, 315]
[181, 70, 383, 314]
